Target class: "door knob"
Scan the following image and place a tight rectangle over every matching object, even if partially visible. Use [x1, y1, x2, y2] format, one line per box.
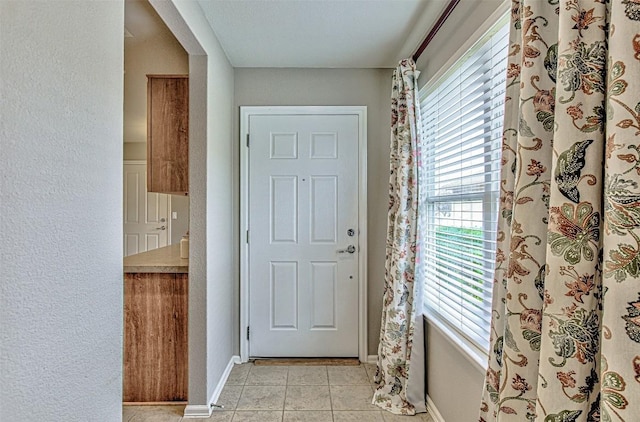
[337, 245, 356, 254]
[155, 225, 166, 230]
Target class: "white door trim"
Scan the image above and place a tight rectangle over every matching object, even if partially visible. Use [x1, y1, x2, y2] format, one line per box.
[240, 106, 368, 363]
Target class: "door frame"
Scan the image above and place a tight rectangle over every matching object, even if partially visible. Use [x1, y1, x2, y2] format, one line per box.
[239, 106, 368, 363]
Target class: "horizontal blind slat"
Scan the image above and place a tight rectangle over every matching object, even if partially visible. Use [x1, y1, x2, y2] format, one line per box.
[419, 14, 508, 354]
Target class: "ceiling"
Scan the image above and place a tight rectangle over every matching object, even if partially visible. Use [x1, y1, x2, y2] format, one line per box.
[195, 0, 448, 68]
[125, 0, 449, 69]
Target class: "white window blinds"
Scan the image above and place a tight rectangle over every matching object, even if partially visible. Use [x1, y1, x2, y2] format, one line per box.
[419, 15, 509, 352]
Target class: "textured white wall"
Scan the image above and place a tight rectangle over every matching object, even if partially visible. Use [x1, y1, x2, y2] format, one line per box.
[0, 1, 123, 421]
[150, 0, 236, 406]
[233, 68, 392, 356]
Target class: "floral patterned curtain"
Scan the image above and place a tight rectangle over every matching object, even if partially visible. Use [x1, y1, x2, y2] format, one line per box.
[480, 1, 640, 421]
[373, 58, 426, 415]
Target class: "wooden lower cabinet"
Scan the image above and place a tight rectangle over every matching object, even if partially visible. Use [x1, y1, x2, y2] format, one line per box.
[123, 273, 188, 402]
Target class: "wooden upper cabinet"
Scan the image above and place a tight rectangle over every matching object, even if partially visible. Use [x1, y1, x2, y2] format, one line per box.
[147, 75, 189, 195]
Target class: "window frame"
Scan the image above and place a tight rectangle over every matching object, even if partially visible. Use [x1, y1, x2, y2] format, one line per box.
[417, 4, 510, 369]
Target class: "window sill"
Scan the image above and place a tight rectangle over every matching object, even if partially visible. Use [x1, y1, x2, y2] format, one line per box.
[423, 310, 488, 374]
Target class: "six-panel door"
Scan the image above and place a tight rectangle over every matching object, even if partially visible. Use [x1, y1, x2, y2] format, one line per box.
[249, 114, 360, 357]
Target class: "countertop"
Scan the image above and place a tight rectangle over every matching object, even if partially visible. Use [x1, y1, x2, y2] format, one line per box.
[124, 243, 188, 274]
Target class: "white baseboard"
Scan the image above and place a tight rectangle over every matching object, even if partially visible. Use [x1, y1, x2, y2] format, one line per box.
[182, 405, 211, 418]
[427, 395, 445, 422]
[366, 355, 377, 364]
[183, 355, 240, 418]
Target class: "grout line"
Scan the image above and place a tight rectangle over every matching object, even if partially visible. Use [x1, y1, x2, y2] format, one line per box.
[283, 367, 289, 413]
[326, 366, 335, 421]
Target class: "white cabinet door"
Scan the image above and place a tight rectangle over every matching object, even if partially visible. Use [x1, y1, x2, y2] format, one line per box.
[249, 114, 360, 357]
[123, 162, 169, 256]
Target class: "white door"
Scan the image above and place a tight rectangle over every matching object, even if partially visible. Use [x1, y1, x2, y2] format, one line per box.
[249, 114, 360, 357]
[123, 162, 170, 256]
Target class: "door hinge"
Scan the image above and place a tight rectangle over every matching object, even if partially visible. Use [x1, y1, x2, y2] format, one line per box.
[246, 230, 249, 244]
[246, 326, 250, 340]
[246, 133, 250, 147]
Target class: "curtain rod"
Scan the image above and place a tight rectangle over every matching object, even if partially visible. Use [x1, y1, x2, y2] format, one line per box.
[412, 0, 460, 62]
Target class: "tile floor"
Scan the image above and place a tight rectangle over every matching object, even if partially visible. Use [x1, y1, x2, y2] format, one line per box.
[123, 362, 434, 422]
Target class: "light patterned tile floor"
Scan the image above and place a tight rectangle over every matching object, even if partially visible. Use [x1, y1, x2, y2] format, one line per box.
[123, 363, 434, 421]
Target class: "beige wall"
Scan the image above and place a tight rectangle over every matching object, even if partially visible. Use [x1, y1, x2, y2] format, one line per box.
[124, 142, 147, 160]
[426, 323, 486, 421]
[414, 1, 505, 420]
[233, 68, 393, 356]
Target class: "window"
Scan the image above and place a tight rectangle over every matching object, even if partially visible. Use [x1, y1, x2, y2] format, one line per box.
[419, 15, 509, 354]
